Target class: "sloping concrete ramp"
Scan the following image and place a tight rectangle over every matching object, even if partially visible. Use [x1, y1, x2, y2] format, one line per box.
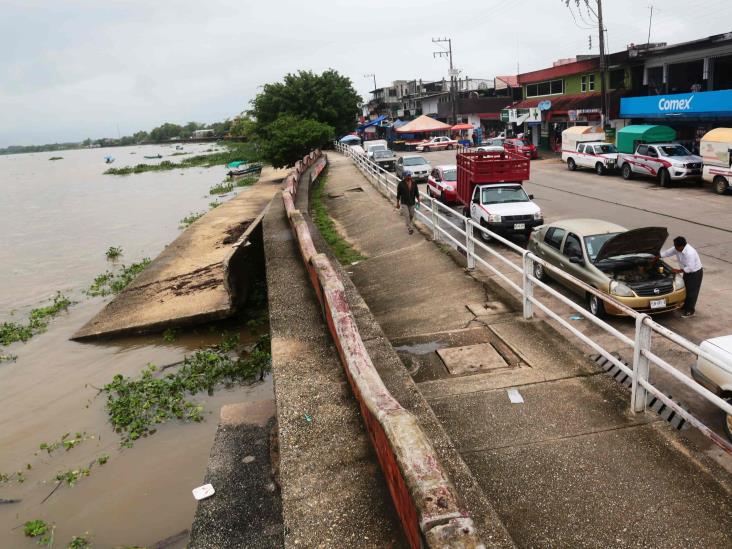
[73, 167, 287, 339]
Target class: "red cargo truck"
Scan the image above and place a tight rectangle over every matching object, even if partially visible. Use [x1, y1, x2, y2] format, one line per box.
[456, 150, 542, 240]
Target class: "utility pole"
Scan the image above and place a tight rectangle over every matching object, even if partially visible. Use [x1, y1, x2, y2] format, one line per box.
[433, 37, 458, 124]
[596, 0, 608, 125]
[646, 5, 654, 47]
[363, 74, 376, 100]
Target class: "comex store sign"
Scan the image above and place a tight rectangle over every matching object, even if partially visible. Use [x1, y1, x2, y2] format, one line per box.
[620, 89, 732, 118]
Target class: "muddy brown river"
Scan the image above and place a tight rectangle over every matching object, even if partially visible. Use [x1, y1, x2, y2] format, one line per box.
[0, 145, 272, 548]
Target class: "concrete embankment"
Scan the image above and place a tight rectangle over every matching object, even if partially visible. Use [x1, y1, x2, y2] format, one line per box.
[73, 167, 287, 339]
[323, 152, 732, 547]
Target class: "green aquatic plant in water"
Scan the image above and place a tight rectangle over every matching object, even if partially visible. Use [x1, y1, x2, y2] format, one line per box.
[87, 259, 151, 297]
[104, 142, 257, 175]
[235, 175, 258, 187]
[179, 211, 205, 228]
[209, 180, 234, 195]
[0, 292, 72, 346]
[105, 246, 123, 260]
[103, 334, 270, 446]
[48, 156, 63, 161]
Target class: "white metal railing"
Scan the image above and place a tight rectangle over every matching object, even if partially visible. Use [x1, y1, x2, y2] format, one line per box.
[334, 140, 732, 453]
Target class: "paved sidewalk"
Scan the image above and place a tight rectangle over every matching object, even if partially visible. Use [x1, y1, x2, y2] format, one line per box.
[322, 153, 732, 547]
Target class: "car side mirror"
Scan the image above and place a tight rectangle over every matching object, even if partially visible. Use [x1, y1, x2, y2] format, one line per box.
[528, 194, 534, 199]
[569, 255, 584, 265]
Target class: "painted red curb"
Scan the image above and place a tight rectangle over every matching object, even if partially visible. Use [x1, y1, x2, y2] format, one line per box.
[281, 151, 484, 549]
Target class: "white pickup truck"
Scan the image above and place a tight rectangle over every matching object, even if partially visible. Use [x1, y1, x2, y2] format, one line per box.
[468, 183, 543, 240]
[562, 142, 618, 175]
[617, 143, 703, 186]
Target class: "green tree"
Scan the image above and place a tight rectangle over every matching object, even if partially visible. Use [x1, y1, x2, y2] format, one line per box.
[149, 122, 183, 142]
[258, 114, 333, 168]
[251, 70, 361, 137]
[229, 116, 255, 139]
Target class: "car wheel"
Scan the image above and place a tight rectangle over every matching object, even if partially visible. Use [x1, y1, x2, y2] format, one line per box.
[479, 220, 492, 242]
[714, 176, 729, 195]
[533, 260, 545, 282]
[424, 147, 431, 152]
[595, 162, 605, 176]
[447, 144, 453, 150]
[621, 163, 633, 180]
[567, 158, 577, 171]
[659, 168, 671, 187]
[587, 293, 606, 318]
[440, 190, 446, 203]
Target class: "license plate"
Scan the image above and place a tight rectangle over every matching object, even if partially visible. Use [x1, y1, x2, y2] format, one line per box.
[650, 299, 666, 310]
[514, 223, 525, 230]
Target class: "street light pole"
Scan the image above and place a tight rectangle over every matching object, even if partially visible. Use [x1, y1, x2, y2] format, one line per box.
[363, 73, 376, 100]
[596, 0, 609, 126]
[433, 37, 458, 124]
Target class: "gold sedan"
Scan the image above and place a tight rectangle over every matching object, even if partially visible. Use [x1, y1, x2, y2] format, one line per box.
[528, 219, 686, 317]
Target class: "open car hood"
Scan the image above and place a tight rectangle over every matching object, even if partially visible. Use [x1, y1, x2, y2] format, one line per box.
[594, 227, 668, 262]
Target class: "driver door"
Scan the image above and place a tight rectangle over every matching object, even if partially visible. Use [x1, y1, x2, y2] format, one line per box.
[560, 232, 588, 295]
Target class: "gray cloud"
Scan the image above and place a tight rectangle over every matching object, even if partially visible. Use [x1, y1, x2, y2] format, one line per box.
[0, 0, 730, 146]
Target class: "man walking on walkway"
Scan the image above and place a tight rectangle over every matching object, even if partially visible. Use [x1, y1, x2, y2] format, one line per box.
[396, 172, 420, 235]
[660, 236, 703, 318]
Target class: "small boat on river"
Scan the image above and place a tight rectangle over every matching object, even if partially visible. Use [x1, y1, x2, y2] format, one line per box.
[226, 161, 263, 178]
[104, 155, 115, 164]
[144, 154, 163, 159]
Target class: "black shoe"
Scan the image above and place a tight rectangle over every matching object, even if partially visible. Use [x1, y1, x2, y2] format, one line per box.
[408, 228, 414, 234]
[681, 311, 695, 318]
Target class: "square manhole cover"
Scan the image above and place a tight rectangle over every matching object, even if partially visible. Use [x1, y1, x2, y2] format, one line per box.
[437, 343, 509, 375]
[466, 301, 511, 317]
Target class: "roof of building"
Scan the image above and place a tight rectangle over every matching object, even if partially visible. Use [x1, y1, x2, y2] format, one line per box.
[513, 92, 602, 112]
[495, 75, 519, 88]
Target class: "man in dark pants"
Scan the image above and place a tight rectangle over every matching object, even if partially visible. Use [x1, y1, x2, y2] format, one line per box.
[396, 172, 420, 235]
[659, 236, 703, 317]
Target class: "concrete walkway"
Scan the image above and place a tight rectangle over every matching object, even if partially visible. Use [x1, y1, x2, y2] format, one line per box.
[322, 153, 732, 547]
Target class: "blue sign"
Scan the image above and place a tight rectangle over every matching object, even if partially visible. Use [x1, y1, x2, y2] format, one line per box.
[538, 100, 552, 111]
[620, 89, 732, 119]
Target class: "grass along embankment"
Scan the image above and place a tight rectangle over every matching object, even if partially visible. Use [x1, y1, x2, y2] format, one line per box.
[311, 172, 365, 265]
[104, 142, 258, 175]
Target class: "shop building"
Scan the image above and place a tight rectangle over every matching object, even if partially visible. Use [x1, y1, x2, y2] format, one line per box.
[619, 32, 732, 152]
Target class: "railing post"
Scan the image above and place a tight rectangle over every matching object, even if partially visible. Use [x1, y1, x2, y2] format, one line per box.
[466, 220, 476, 270]
[631, 314, 652, 413]
[522, 252, 534, 319]
[430, 198, 440, 241]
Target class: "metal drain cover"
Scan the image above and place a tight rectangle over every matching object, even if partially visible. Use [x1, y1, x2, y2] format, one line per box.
[437, 343, 509, 375]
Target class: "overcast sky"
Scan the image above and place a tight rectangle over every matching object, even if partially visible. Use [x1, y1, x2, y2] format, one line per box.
[1, 0, 730, 147]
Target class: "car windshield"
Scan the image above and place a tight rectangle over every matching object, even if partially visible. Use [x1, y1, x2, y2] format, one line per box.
[481, 186, 529, 204]
[374, 150, 392, 158]
[584, 232, 622, 261]
[403, 157, 427, 166]
[369, 145, 387, 152]
[442, 169, 457, 181]
[595, 144, 617, 154]
[658, 145, 691, 157]
[511, 140, 527, 146]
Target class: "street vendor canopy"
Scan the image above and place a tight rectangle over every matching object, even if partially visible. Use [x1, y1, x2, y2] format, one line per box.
[357, 115, 387, 130]
[451, 123, 474, 131]
[396, 115, 451, 134]
[616, 125, 676, 154]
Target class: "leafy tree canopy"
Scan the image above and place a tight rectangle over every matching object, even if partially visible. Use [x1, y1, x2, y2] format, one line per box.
[258, 114, 334, 168]
[251, 70, 361, 137]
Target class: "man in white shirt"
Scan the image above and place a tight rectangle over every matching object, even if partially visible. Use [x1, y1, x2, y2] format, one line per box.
[660, 236, 703, 318]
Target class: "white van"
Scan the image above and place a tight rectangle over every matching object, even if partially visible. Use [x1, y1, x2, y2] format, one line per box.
[700, 128, 732, 194]
[363, 139, 388, 159]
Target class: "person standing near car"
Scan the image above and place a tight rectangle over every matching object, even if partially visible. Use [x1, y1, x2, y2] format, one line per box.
[659, 236, 703, 318]
[396, 173, 420, 235]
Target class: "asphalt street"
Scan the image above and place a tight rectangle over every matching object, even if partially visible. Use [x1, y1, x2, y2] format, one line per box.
[393, 148, 732, 459]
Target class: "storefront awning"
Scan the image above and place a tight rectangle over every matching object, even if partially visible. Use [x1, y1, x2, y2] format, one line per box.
[513, 92, 602, 113]
[358, 115, 387, 130]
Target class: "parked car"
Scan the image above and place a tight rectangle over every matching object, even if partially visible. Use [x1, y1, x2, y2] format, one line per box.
[563, 142, 619, 175]
[699, 128, 732, 194]
[617, 143, 702, 186]
[528, 219, 686, 317]
[690, 335, 732, 440]
[415, 136, 457, 152]
[504, 138, 538, 159]
[395, 155, 431, 181]
[364, 139, 388, 160]
[373, 148, 396, 171]
[426, 165, 458, 203]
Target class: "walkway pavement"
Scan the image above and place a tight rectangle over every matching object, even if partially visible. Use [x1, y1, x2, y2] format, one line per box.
[322, 153, 732, 547]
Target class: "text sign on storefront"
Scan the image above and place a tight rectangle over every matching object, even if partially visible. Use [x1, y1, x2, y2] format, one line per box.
[620, 90, 732, 118]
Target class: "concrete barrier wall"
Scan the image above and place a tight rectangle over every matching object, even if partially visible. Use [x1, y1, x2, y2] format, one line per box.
[281, 151, 485, 549]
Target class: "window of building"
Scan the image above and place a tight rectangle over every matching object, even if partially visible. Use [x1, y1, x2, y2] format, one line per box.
[389, 89, 397, 97]
[609, 69, 625, 89]
[526, 79, 564, 97]
[581, 74, 595, 92]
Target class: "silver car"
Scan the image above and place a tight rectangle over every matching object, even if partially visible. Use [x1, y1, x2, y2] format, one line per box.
[396, 155, 430, 182]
